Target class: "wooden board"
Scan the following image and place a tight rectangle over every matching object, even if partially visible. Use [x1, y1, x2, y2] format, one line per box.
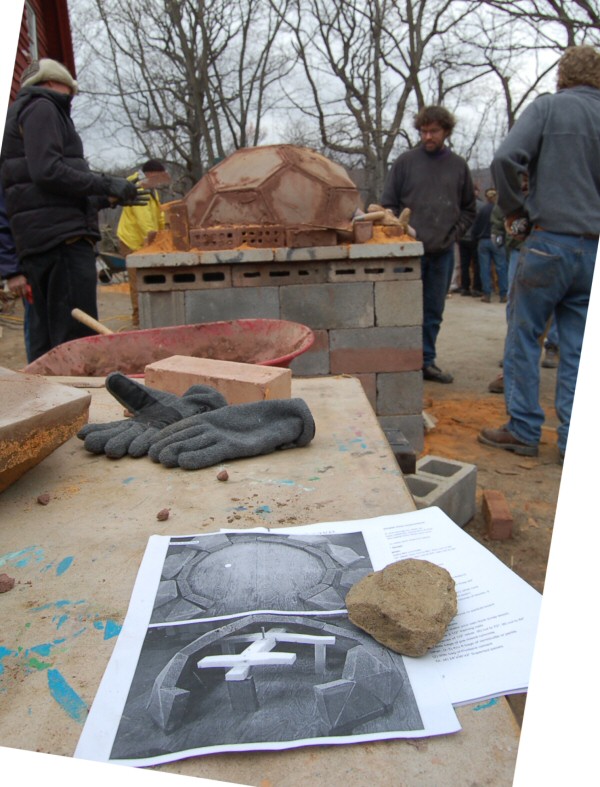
[0, 375, 520, 785]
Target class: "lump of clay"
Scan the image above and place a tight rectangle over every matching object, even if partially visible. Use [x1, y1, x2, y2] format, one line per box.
[346, 558, 457, 657]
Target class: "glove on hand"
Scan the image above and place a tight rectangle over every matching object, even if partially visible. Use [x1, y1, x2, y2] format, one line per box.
[77, 372, 227, 459]
[148, 398, 315, 470]
[103, 175, 151, 206]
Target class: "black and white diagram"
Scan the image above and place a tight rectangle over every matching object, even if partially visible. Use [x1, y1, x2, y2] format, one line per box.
[110, 613, 423, 761]
[151, 532, 373, 623]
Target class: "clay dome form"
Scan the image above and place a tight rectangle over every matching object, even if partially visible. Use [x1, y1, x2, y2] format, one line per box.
[180, 144, 364, 250]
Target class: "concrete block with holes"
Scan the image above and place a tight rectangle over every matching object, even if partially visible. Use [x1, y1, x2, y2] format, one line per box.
[404, 454, 477, 527]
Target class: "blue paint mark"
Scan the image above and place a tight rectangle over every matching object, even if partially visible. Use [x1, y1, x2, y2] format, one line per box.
[233, 506, 247, 512]
[72, 628, 87, 638]
[104, 620, 121, 640]
[47, 669, 87, 722]
[350, 437, 368, 449]
[54, 614, 69, 630]
[0, 546, 45, 569]
[474, 697, 499, 711]
[276, 479, 295, 486]
[93, 620, 104, 631]
[31, 599, 85, 612]
[122, 477, 135, 485]
[56, 556, 73, 576]
[0, 646, 17, 675]
[255, 505, 271, 514]
[27, 639, 67, 657]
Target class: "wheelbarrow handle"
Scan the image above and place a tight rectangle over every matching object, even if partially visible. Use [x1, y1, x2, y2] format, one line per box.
[71, 308, 114, 335]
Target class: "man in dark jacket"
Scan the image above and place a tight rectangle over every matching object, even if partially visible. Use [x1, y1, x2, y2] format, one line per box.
[0, 58, 148, 361]
[478, 46, 600, 461]
[382, 106, 476, 383]
[472, 187, 508, 303]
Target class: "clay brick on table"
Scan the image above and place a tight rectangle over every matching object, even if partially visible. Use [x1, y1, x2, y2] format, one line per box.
[482, 489, 514, 540]
[144, 355, 292, 404]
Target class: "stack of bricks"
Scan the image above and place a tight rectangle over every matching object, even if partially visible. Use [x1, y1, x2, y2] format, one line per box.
[129, 240, 425, 451]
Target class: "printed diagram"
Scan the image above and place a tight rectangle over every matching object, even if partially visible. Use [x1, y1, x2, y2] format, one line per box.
[110, 614, 423, 761]
[151, 532, 373, 623]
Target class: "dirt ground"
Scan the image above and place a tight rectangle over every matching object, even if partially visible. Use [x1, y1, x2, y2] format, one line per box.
[1, 279, 560, 725]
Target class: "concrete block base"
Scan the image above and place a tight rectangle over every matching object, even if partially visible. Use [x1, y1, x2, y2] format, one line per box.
[404, 454, 477, 527]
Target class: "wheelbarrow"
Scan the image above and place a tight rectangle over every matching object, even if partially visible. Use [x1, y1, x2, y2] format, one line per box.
[96, 252, 128, 284]
[21, 318, 315, 377]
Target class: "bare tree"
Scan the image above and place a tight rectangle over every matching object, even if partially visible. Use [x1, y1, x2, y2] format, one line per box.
[71, 0, 292, 190]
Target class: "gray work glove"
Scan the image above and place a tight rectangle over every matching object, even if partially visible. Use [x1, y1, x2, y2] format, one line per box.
[148, 398, 315, 470]
[77, 372, 227, 459]
[103, 175, 151, 206]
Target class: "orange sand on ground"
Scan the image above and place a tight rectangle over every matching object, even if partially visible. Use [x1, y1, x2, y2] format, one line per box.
[423, 396, 558, 463]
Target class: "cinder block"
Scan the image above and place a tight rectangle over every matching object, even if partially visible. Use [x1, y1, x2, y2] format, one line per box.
[184, 287, 280, 323]
[383, 428, 417, 475]
[288, 329, 330, 376]
[274, 245, 349, 262]
[232, 263, 327, 288]
[280, 282, 374, 330]
[139, 290, 185, 329]
[404, 454, 477, 527]
[482, 489, 514, 540]
[144, 356, 292, 404]
[375, 279, 423, 327]
[377, 371, 423, 415]
[330, 326, 422, 374]
[378, 414, 424, 453]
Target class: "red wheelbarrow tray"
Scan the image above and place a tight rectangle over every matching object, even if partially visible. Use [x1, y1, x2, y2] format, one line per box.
[21, 319, 315, 377]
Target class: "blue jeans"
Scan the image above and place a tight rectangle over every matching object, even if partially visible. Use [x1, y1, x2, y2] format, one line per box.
[503, 229, 597, 453]
[478, 238, 508, 297]
[508, 246, 559, 348]
[421, 248, 455, 367]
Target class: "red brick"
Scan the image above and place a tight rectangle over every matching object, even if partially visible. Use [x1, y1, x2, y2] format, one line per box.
[482, 489, 514, 540]
[144, 356, 291, 404]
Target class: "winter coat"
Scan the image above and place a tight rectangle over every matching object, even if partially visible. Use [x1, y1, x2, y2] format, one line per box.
[0, 86, 111, 259]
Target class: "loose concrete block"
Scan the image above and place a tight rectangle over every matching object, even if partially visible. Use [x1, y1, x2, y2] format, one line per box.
[280, 282, 374, 330]
[184, 287, 280, 323]
[144, 356, 292, 404]
[482, 489, 514, 540]
[404, 454, 477, 527]
[374, 279, 423, 327]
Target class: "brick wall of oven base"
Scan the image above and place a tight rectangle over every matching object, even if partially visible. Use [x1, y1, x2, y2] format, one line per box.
[135, 249, 424, 451]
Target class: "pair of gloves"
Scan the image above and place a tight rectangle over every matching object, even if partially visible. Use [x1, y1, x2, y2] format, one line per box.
[103, 174, 151, 207]
[77, 373, 315, 471]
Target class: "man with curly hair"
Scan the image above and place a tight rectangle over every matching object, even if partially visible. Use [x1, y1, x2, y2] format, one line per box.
[382, 105, 476, 384]
[479, 46, 600, 461]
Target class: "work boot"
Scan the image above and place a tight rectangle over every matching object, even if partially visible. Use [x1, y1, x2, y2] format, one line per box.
[477, 425, 538, 456]
[481, 293, 491, 303]
[423, 364, 453, 384]
[488, 373, 504, 394]
[542, 346, 559, 368]
[500, 295, 507, 304]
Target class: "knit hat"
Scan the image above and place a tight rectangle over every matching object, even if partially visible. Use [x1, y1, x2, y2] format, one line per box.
[20, 59, 79, 94]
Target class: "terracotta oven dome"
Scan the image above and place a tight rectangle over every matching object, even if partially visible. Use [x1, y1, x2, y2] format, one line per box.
[181, 144, 364, 249]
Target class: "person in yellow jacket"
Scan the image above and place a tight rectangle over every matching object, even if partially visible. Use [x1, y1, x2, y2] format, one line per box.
[117, 159, 170, 326]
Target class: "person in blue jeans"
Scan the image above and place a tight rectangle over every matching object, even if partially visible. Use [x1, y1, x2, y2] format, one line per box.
[473, 188, 509, 303]
[479, 45, 600, 461]
[382, 105, 476, 383]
